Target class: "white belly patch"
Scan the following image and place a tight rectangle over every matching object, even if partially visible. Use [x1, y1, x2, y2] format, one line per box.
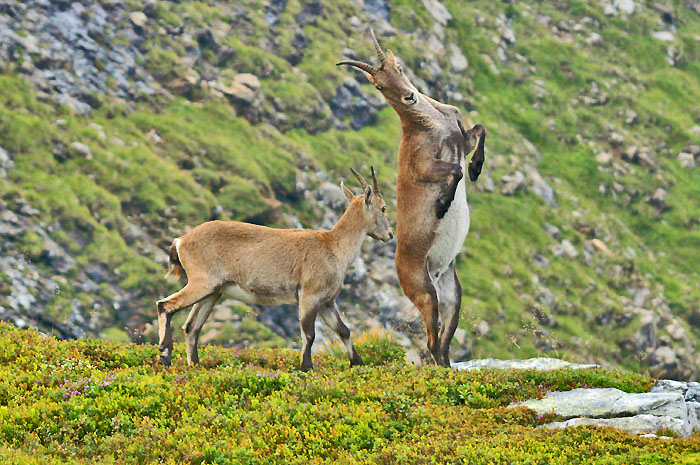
[427, 177, 469, 279]
[222, 284, 258, 305]
[221, 283, 297, 306]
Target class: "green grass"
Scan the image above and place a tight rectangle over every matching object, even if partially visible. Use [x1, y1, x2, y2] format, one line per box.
[1, 0, 699, 377]
[4, 323, 699, 464]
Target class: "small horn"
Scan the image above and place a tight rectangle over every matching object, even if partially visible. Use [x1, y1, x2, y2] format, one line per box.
[336, 60, 377, 75]
[349, 167, 369, 190]
[370, 29, 387, 64]
[370, 166, 380, 194]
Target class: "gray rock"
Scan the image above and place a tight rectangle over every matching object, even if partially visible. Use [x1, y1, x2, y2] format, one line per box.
[653, 31, 675, 42]
[69, 142, 92, 160]
[544, 222, 561, 239]
[454, 357, 599, 371]
[422, 0, 452, 25]
[685, 386, 700, 403]
[0, 147, 13, 178]
[361, 0, 390, 21]
[501, 171, 526, 195]
[553, 239, 578, 258]
[447, 43, 468, 72]
[544, 414, 686, 437]
[526, 167, 557, 207]
[586, 32, 604, 46]
[614, 0, 636, 15]
[677, 152, 695, 168]
[129, 12, 148, 29]
[518, 387, 696, 437]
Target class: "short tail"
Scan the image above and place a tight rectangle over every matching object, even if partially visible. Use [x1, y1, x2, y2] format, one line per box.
[165, 239, 183, 280]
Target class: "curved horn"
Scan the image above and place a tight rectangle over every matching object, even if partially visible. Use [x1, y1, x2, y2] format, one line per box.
[370, 29, 387, 64]
[349, 167, 369, 190]
[370, 166, 380, 194]
[336, 60, 377, 75]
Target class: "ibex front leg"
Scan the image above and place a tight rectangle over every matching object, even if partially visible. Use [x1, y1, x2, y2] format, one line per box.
[157, 281, 215, 366]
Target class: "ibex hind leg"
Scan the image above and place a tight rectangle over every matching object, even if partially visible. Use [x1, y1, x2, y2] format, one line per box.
[183, 293, 221, 366]
[436, 260, 462, 368]
[157, 281, 216, 366]
[320, 303, 364, 367]
[397, 258, 441, 366]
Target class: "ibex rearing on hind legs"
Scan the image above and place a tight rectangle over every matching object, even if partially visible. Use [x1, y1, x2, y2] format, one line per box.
[338, 31, 486, 367]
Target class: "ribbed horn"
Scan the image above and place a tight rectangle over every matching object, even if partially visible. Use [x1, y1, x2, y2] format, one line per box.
[349, 167, 369, 190]
[370, 29, 387, 64]
[336, 60, 377, 75]
[370, 166, 380, 194]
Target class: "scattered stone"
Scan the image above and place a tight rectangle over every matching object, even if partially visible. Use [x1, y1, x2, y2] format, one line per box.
[294, 1, 323, 27]
[69, 142, 92, 160]
[625, 109, 638, 125]
[544, 223, 561, 239]
[518, 387, 695, 437]
[614, 0, 637, 15]
[586, 32, 604, 46]
[501, 171, 526, 195]
[525, 167, 557, 207]
[677, 152, 695, 168]
[590, 239, 612, 256]
[533, 254, 550, 269]
[647, 188, 666, 209]
[596, 151, 613, 164]
[0, 147, 13, 178]
[474, 320, 490, 337]
[129, 11, 148, 29]
[455, 358, 599, 371]
[652, 31, 675, 42]
[544, 415, 686, 437]
[553, 239, 578, 258]
[610, 132, 625, 146]
[87, 123, 106, 141]
[447, 43, 468, 72]
[422, 0, 452, 25]
[362, 0, 390, 21]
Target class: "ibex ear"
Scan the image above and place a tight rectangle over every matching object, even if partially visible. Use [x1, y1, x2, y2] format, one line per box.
[363, 71, 375, 84]
[364, 186, 373, 206]
[341, 181, 355, 203]
[386, 49, 397, 65]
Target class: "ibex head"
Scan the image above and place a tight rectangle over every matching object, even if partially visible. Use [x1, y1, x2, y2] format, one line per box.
[341, 166, 393, 242]
[337, 30, 419, 108]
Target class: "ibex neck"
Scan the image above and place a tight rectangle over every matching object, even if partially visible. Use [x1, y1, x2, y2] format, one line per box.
[391, 95, 441, 131]
[328, 200, 367, 272]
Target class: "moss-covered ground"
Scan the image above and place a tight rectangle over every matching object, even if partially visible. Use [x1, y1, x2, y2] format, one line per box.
[3, 323, 700, 464]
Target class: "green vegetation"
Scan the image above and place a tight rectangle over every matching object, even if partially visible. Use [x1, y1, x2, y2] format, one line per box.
[1, 0, 699, 375]
[3, 323, 699, 464]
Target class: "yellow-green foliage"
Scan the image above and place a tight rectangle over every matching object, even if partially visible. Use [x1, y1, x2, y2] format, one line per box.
[2, 324, 699, 464]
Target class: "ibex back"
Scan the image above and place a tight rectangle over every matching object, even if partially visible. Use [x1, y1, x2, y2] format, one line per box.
[157, 168, 393, 371]
[339, 31, 486, 367]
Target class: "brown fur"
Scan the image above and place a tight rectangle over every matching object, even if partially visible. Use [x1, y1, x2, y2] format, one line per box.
[339, 32, 486, 367]
[156, 169, 393, 371]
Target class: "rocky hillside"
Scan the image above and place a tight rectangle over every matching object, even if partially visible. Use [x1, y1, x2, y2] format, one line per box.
[0, 0, 699, 379]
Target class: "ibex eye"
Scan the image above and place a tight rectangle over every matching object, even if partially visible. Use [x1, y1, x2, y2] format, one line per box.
[382, 207, 386, 212]
[397, 65, 403, 74]
[375, 85, 384, 91]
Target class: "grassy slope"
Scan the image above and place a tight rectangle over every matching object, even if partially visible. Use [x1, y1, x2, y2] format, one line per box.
[4, 323, 700, 464]
[0, 0, 699, 371]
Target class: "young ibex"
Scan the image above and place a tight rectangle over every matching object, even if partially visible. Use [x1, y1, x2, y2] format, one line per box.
[338, 31, 486, 367]
[157, 168, 393, 371]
